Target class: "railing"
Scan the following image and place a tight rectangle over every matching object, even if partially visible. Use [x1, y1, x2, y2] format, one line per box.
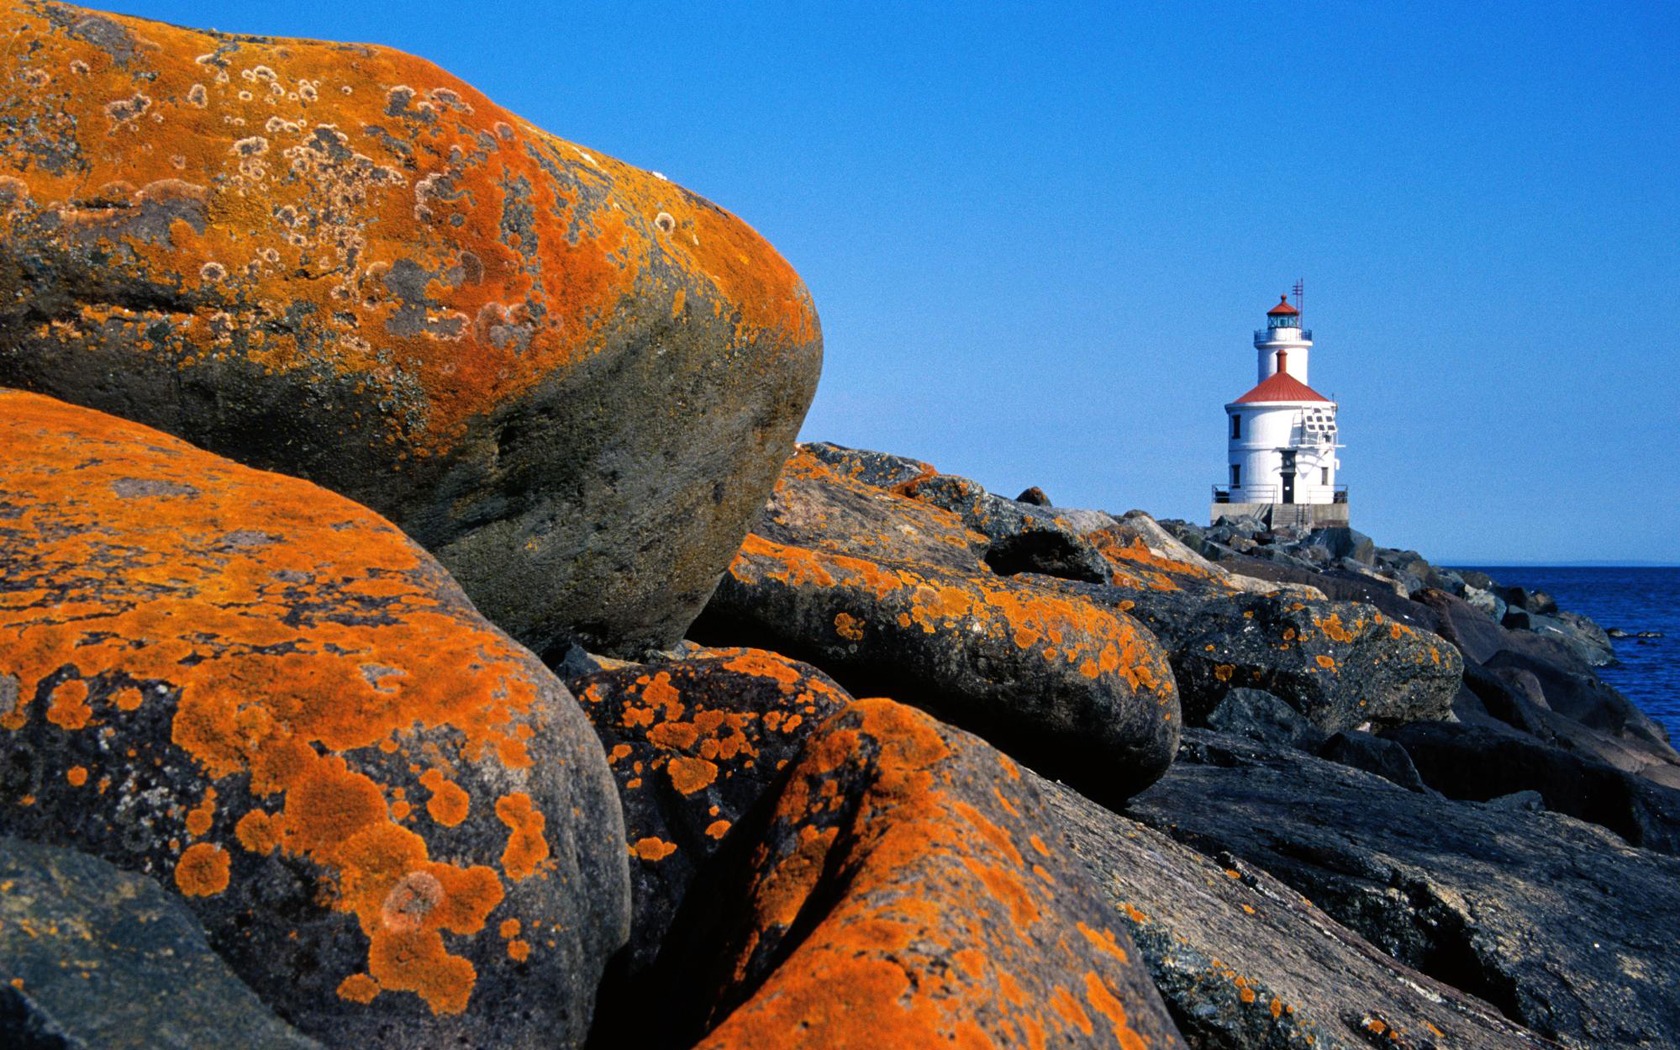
[1212, 484, 1280, 503]
[1255, 328, 1312, 342]
[1213, 483, 1345, 505]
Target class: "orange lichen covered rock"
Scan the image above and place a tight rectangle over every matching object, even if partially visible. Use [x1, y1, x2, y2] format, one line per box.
[0, 389, 628, 1048]
[0, 1, 821, 657]
[560, 646, 853, 1011]
[695, 533, 1180, 805]
[680, 698, 1186, 1049]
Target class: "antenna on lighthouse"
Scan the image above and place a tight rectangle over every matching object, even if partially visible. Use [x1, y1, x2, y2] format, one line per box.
[1292, 278, 1305, 322]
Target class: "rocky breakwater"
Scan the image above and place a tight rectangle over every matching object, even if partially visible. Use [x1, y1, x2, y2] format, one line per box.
[0, 390, 629, 1048]
[0, 0, 822, 657]
[686, 445, 1680, 1047]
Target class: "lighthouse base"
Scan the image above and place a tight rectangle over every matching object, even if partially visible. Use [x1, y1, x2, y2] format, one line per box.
[1209, 502, 1350, 529]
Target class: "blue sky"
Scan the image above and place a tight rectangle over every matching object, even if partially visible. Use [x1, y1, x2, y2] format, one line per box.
[122, 2, 1679, 563]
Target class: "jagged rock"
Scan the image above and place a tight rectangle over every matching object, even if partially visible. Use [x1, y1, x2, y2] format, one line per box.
[800, 441, 940, 491]
[753, 447, 988, 575]
[1545, 612, 1617, 668]
[1483, 640, 1671, 751]
[0, 836, 321, 1050]
[1016, 485, 1052, 506]
[0, 391, 628, 1049]
[1382, 720, 1680, 853]
[906, 471, 1118, 584]
[664, 699, 1187, 1049]
[1497, 587, 1558, 616]
[559, 647, 852, 988]
[1411, 589, 1511, 664]
[1040, 779, 1548, 1049]
[0, 2, 821, 657]
[1204, 688, 1327, 751]
[1129, 729, 1680, 1049]
[1318, 731, 1427, 792]
[693, 534, 1180, 806]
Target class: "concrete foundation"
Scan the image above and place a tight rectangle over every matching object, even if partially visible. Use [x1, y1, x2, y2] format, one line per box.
[1210, 502, 1350, 528]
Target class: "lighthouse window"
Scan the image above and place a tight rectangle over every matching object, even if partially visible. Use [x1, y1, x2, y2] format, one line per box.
[1230, 464, 1241, 488]
[1230, 414, 1241, 439]
[1321, 466, 1330, 485]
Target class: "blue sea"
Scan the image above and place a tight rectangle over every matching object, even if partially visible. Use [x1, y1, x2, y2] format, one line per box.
[1464, 567, 1680, 740]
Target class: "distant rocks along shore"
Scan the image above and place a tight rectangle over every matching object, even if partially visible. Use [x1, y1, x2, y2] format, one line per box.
[2, 4, 1678, 1048]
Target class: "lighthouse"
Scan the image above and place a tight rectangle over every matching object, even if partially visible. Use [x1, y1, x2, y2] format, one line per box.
[1210, 293, 1348, 527]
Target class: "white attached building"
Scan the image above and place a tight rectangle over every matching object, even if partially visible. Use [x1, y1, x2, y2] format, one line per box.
[1211, 294, 1348, 526]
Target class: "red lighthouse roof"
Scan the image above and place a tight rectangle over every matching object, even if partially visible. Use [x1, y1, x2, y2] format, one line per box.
[1232, 369, 1331, 405]
[1267, 294, 1300, 316]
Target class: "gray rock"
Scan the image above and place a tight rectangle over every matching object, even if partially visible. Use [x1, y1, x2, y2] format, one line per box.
[1382, 720, 1680, 854]
[1318, 730, 1427, 792]
[1041, 778, 1548, 1050]
[0, 836, 321, 1050]
[1129, 729, 1680, 1048]
[1304, 526, 1376, 567]
[1204, 688, 1328, 751]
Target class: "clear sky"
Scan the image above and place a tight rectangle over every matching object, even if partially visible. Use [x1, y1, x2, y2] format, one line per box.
[116, 1, 1680, 563]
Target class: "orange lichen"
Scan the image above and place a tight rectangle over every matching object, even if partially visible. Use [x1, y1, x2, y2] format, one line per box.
[668, 755, 720, 796]
[833, 612, 865, 642]
[495, 793, 549, 881]
[631, 836, 678, 862]
[337, 973, 381, 1005]
[175, 842, 231, 897]
[419, 769, 471, 828]
[368, 928, 476, 1017]
[65, 766, 88, 787]
[0, 390, 566, 1016]
[185, 787, 217, 837]
[45, 680, 93, 730]
[1314, 614, 1357, 644]
[235, 810, 281, 855]
[706, 819, 733, 840]
[507, 939, 531, 963]
[1316, 654, 1337, 670]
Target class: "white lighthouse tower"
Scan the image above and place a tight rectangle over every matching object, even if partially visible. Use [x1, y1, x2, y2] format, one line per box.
[1211, 293, 1348, 527]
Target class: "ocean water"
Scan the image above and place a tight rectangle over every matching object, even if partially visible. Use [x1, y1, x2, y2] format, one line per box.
[1464, 566, 1680, 740]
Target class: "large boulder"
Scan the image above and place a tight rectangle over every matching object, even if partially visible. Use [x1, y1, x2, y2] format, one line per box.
[1128, 729, 1680, 1049]
[0, 835, 321, 1049]
[694, 534, 1180, 806]
[0, 1, 821, 656]
[1041, 779, 1547, 1049]
[669, 699, 1188, 1049]
[0, 390, 628, 1048]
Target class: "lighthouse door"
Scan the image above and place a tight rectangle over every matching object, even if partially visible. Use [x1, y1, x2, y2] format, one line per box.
[1280, 451, 1297, 504]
